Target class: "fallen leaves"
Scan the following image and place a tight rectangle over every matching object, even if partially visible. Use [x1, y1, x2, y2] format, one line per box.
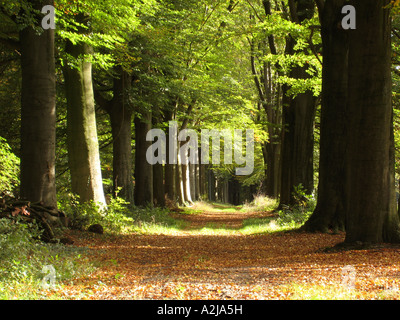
[56, 209, 400, 300]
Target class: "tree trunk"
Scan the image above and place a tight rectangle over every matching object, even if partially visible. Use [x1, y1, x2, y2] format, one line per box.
[153, 163, 165, 207]
[199, 152, 207, 200]
[164, 111, 177, 202]
[109, 71, 134, 203]
[63, 38, 106, 206]
[19, 0, 57, 207]
[302, 0, 348, 233]
[208, 166, 216, 202]
[194, 162, 200, 201]
[93, 69, 134, 203]
[134, 113, 153, 206]
[344, 0, 400, 243]
[263, 142, 280, 198]
[278, 1, 316, 208]
[279, 63, 316, 207]
[181, 154, 193, 205]
[164, 162, 176, 201]
[190, 163, 196, 201]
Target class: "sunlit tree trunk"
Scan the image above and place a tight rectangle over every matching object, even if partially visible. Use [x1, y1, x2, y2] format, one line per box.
[63, 38, 106, 206]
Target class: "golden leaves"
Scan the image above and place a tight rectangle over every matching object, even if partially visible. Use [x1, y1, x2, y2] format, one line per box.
[56, 213, 400, 300]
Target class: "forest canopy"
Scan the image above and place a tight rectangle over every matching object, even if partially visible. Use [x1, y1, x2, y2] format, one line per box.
[1, 0, 400, 246]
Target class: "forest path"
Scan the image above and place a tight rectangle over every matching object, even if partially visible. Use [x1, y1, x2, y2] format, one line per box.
[58, 204, 400, 300]
[172, 203, 275, 230]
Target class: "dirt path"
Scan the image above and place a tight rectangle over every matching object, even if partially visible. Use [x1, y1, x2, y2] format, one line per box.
[58, 208, 400, 300]
[173, 207, 275, 230]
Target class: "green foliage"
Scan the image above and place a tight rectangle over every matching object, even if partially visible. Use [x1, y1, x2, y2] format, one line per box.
[131, 205, 188, 234]
[277, 184, 316, 228]
[57, 193, 134, 234]
[57, 192, 187, 235]
[241, 194, 278, 212]
[0, 217, 93, 299]
[0, 137, 20, 196]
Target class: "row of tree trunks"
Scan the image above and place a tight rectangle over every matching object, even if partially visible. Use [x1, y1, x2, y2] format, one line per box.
[304, 0, 400, 244]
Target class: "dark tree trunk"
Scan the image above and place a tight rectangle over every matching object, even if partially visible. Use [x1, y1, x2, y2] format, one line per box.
[302, 0, 348, 232]
[198, 150, 207, 200]
[207, 166, 216, 202]
[164, 161, 176, 201]
[279, 44, 316, 206]
[134, 113, 153, 206]
[263, 138, 281, 198]
[164, 112, 176, 202]
[19, 0, 57, 207]
[344, 0, 400, 243]
[278, 0, 316, 208]
[153, 163, 165, 207]
[109, 71, 134, 203]
[151, 108, 165, 207]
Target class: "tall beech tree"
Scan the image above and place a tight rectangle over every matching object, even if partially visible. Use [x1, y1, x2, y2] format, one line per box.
[63, 15, 106, 206]
[134, 112, 153, 206]
[58, 0, 154, 205]
[302, 0, 348, 233]
[344, 0, 400, 243]
[278, 0, 317, 207]
[19, 0, 57, 207]
[94, 68, 134, 203]
[304, 0, 400, 243]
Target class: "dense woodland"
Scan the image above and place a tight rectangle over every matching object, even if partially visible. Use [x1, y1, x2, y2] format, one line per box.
[3, 1, 400, 299]
[2, 0, 400, 243]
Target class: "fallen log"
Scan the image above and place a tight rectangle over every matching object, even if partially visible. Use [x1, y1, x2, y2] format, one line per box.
[0, 197, 71, 244]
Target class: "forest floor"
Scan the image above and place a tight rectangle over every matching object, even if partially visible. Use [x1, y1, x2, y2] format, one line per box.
[53, 204, 400, 300]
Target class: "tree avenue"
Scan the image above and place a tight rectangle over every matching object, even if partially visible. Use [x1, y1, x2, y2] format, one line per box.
[1, 0, 400, 246]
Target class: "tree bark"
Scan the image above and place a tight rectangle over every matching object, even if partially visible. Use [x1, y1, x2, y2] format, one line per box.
[153, 163, 165, 207]
[19, 0, 57, 207]
[278, 0, 316, 208]
[108, 71, 134, 203]
[93, 69, 134, 203]
[344, 0, 400, 243]
[134, 113, 153, 206]
[207, 166, 216, 202]
[164, 108, 177, 202]
[302, 0, 348, 232]
[63, 38, 106, 206]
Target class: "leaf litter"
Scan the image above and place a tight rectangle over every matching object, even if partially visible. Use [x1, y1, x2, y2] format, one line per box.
[55, 209, 400, 300]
